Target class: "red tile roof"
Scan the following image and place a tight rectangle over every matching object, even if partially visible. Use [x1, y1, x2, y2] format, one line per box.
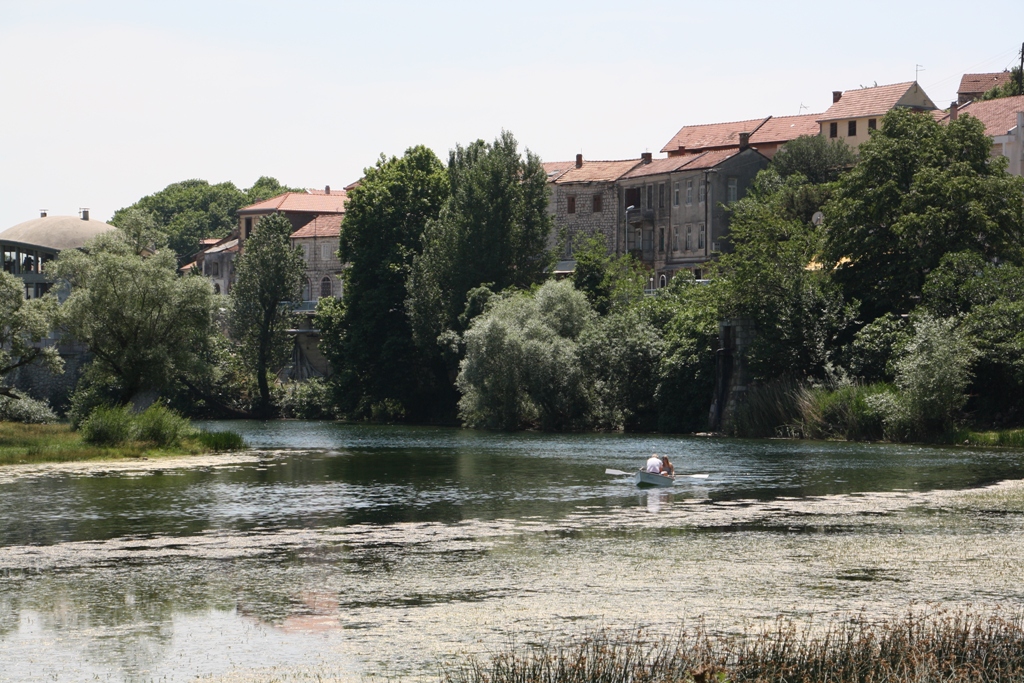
[818, 82, 934, 122]
[239, 190, 348, 215]
[553, 159, 642, 183]
[543, 160, 577, 182]
[660, 117, 770, 154]
[620, 156, 696, 179]
[958, 72, 1014, 97]
[290, 214, 343, 239]
[750, 113, 822, 144]
[938, 95, 1024, 137]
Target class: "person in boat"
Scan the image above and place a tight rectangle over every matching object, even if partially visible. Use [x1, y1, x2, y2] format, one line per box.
[659, 455, 675, 476]
[645, 454, 664, 473]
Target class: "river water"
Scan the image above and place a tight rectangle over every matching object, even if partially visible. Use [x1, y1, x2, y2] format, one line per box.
[1, 422, 1023, 682]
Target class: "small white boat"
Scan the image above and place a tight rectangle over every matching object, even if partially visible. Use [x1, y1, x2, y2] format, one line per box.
[633, 470, 675, 487]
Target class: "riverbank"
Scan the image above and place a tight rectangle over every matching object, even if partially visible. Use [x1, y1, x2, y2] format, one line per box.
[0, 421, 244, 465]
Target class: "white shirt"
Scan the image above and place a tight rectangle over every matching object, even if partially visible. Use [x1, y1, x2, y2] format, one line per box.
[645, 456, 663, 473]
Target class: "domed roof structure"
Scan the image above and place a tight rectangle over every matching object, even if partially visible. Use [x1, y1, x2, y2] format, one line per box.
[0, 215, 116, 252]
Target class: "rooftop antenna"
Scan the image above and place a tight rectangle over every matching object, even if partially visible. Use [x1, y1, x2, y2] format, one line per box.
[798, 102, 808, 114]
[916, 64, 926, 81]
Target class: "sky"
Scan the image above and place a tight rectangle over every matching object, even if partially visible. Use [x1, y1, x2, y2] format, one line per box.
[2, 0, 1023, 228]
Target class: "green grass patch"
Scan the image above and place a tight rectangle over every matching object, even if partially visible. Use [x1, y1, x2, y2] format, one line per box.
[957, 428, 1024, 448]
[0, 420, 246, 466]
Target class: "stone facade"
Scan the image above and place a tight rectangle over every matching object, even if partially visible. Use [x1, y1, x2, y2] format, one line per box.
[710, 317, 755, 432]
[291, 231, 343, 302]
[549, 156, 642, 258]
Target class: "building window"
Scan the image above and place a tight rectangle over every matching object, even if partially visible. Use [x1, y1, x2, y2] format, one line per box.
[685, 224, 692, 251]
[244, 217, 253, 238]
[592, 194, 602, 213]
[567, 196, 576, 214]
[698, 180, 706, 204]
[698, 223, 706, 249]
[303, 278, 311, 301]
[658, 183, 665, 209]
[659, 274, 667, 288]
[727, 177, 738, 204]
[212, 261, 220, 277]
[646, 185, 654, 209]
[672, 227, 679, 251]
[686, 180, 693, 205]
[320, 276, 332, 298]
[321, 244, 332, 260]
[301, 243, 310, 261]
[673, 182, 679, 206]
[659, 228, 665, 252]
[829, 122, 838, 138]
[848, 120, 857, 137]
[868, 118, 877, 130]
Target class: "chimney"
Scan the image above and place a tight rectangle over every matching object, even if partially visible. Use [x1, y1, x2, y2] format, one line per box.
[949, 101, 958, 121]
[575, 153, 583, 168]
[833, 90, 843, 103]
[641, 152, 652, 164]
[39, 209, 47, 218]
[325, 185, 331, 195]
[80, 208, 89, 221]
[738, 132, 751, 151]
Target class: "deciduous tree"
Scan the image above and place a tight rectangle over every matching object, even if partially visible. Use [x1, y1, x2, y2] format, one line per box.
[316, 146, 449, 420]
[228, 213, 305, 416]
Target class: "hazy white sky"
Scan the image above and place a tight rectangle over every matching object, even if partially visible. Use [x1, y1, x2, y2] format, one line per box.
[2, 0, 1023, 228]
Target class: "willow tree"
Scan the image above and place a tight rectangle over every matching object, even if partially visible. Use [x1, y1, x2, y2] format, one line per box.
[0, 271, 62, 388]
[50, 228, 214, 409]
[229, 212, 305, 416]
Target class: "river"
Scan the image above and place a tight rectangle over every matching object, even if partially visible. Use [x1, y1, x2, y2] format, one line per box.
[1, 422, 1023, 682]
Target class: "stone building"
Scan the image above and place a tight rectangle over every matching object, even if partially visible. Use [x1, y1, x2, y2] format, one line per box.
[549, 154, 642, 258]
[618, 146, 770, 284]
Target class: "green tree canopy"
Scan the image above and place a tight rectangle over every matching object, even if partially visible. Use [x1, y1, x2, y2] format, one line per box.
[228, 212, 305, 416]
[49, 227, 214, 406]
[0, 271, 63, 384]
[111, 177, 301, 264]
[408, 131, 554, 352]
[771, 134, 856, 184]
[315, 146, 449, 421]
[821, 108, 1024, 319]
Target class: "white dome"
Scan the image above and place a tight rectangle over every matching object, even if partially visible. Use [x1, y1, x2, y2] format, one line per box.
[0, 215, 116, 252]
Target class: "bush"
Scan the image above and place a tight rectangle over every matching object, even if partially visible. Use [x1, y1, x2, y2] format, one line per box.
[279, 378, 334, 419]
[798, 383, 892, 441]
[0, 395, 58, 424]
[80, 405, 136, 445]
[195, 430, 245, 451]
[80, 404, 195, 447]
[134, 404, 194, 446]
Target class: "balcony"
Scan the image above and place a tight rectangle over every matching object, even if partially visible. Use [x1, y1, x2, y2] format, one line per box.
[625, 207, 655, 225]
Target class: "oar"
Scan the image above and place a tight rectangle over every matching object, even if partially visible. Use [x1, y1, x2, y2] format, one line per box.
[605, 468, 709, 479]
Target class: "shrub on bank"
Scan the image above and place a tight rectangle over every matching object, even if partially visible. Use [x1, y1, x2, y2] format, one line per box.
[81, 404, 193, 447]
[279, 378, 334, 420]
[0, 395, 58, 424]
[195, 430, 246, 451]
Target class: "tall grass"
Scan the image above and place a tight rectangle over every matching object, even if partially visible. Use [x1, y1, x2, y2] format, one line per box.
[442, 611, 1024, 683]
[81, 404, 193, 447]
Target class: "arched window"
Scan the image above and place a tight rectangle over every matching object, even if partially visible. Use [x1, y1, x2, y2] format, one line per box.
[659, 274, 667, 289]
[302, 278, 311, 301]
[320, 276, 332, 298]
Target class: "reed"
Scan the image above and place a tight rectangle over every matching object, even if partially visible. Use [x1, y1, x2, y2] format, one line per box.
[442, 610, 1024, 683]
